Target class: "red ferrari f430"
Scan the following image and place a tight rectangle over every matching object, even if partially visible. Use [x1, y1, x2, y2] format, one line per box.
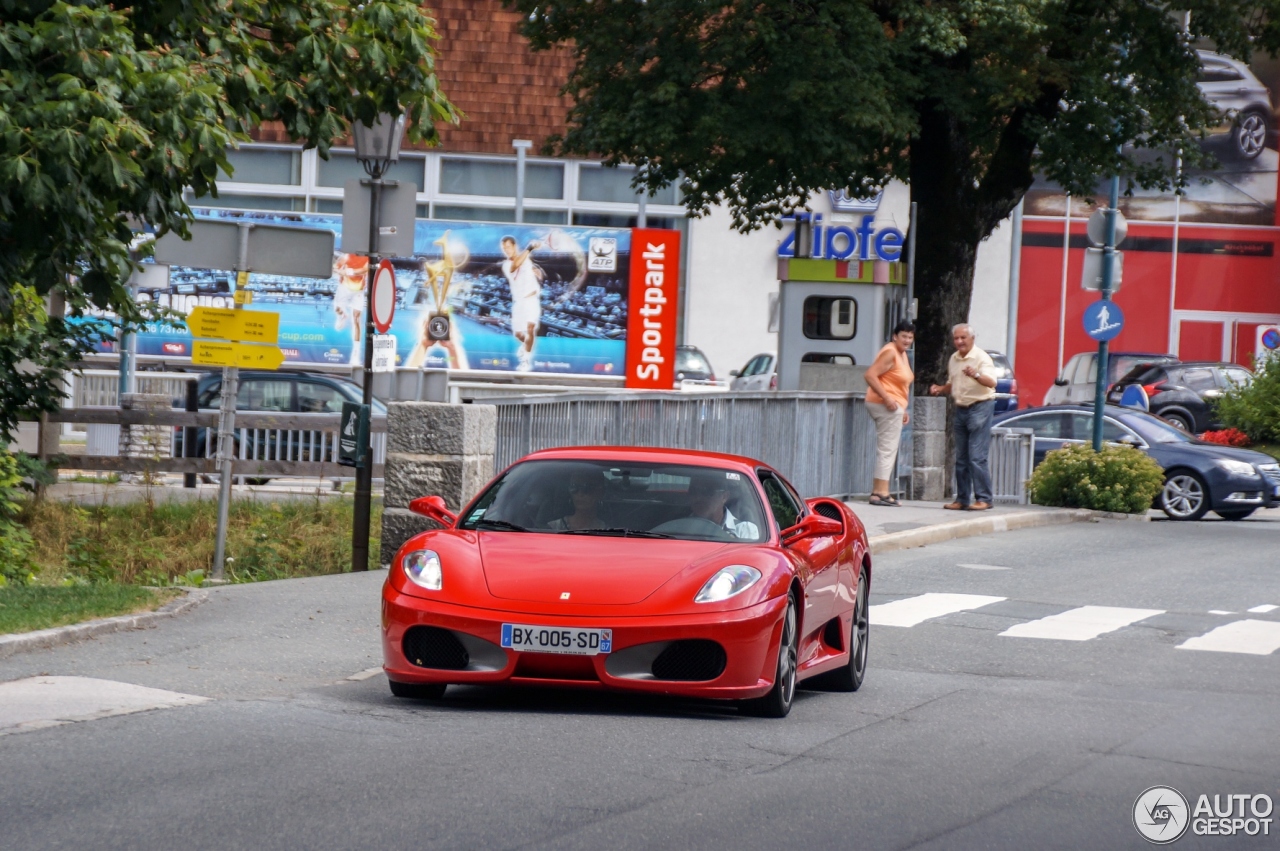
[382, 447, 870, 717]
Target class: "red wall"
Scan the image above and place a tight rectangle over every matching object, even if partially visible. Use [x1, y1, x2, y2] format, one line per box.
[1014, 220, 1280, 405]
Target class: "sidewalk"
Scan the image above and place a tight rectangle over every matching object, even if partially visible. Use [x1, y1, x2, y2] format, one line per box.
[845, 498, 1092, 554]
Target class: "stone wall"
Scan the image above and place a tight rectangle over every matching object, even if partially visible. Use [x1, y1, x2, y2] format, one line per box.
[380, 402, 496, 566]
[911, 396, 948, 501]
[118, 393, 173, 481]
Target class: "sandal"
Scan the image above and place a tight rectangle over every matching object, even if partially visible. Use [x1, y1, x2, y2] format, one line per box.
[868, 494, 898, 507]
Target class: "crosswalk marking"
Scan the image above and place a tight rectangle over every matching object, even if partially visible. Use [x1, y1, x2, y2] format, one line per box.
[869, 593, 1006, 628]
[0, 676, 209, 737]
[998, 606, 1165, 641]
[955, 563, 1011, 571]
[1247, 604, 1278, 614]
[1177, 620, 1280, 655]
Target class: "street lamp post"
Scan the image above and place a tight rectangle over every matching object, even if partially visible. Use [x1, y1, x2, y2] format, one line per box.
[1091, 172, 1121, 451]
[351, 113, 406, 572]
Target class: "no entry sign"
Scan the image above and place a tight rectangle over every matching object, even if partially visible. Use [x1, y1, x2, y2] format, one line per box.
[372, 259, 396, 334]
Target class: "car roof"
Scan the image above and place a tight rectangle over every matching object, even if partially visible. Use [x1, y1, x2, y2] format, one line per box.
[523, 445, 772, 473]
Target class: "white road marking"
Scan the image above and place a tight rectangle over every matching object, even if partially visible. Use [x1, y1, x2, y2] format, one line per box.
[955, 563, 1011, 571]
[1247, 604, 1278, 614]
[1209, 610, 1236, 615]
[1178, 620, 1280, 655]
[347, 667, 384, 681]
[999, 606, 1164, 641]
[869, 593, 1006, 628]
[0, 676, 209, 737]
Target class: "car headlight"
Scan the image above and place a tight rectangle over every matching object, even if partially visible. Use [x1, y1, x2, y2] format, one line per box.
[402, 549, 442, 591]
[694, 565, 762, 603]
[1218, 459, 1257, 477]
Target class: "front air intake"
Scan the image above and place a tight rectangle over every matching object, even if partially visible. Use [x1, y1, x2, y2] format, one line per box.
[403, 626, 469, 670]
[651, 640, 727, 681]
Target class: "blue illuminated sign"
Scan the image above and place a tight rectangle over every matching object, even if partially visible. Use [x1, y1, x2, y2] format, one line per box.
[776, 214, 905, 262]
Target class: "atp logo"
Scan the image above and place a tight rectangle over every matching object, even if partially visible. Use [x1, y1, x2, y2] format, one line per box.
[587, 237, 617, 272]
[1134, 786, 1190, 844]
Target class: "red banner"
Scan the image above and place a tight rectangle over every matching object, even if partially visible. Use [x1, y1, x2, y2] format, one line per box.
[625, 228, 681, 389]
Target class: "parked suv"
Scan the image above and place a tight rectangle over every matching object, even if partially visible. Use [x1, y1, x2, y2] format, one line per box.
[1197, 50, 1275, 160]
[675, 345, 717, 386]
[1044, 351, 1179, 406]
[1107, 361, 1253, 432]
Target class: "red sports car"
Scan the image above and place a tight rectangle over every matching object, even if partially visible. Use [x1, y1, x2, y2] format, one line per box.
[382, 447, 871, 717]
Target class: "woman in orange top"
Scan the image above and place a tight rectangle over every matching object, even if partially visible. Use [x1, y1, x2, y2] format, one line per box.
[864, 320, 916, 506]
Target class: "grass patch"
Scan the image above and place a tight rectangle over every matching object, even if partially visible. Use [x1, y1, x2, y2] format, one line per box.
[1252, 442, 1280, 461]
[16, 496, 381, 586]
[0, 585, 179, 635]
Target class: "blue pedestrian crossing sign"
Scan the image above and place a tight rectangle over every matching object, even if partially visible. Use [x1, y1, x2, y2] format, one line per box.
[1083, 300, 1124, 342]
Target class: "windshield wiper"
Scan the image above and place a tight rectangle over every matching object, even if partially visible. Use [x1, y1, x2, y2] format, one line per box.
[558, 527, 673, 539]
[474, 519, 531, 533]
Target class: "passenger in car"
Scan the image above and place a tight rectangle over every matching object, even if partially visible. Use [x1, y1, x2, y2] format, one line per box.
[687, 473, 760, 539]
[548, 471, 607, 531]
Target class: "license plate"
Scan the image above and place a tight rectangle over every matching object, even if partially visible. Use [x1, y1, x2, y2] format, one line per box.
[501, 624, 612, 655]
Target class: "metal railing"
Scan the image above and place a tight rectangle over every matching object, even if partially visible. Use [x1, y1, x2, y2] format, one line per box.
[485, 391, 877, 498]
[74, 370, 195, 408]
[989, 427, 1034, 504]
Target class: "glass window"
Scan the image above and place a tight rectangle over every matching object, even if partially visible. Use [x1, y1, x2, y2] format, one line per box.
[1177, 368, 1218, 392]
[458, 459, 766, 543]
[526, 164, 565, 200]
[441, 158, 516, 197]
[1220, 367, 1253, 388]
[189, 193, 306, 212]
[743, 356, 765, 377]
[577, 165, 677, 205]
[237, 379, 294, 412]
[1069, 414, 1128, 442]
[574, 212, 679, 229]
[219, 148, 301, 185]
[676, 348, 712, 375]
[524, 209, 569, 225]
[1002, 413, 1067, 439]
[758, 471, 803, 531]
[1198, 63, 1244, 83]
[802, 296, 857, 340]
[801, 353, 855, 364]
[297, 382, 349, 413]
[317, 153, 424, 192]
[1071, 355, 1094, 385]
[433, 204, 517, 223]
[313, 198, 343, 214]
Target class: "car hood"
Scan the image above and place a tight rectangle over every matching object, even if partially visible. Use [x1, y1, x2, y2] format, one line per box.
[478, 533, 737, 605]
[1179, 443, 1278, 466]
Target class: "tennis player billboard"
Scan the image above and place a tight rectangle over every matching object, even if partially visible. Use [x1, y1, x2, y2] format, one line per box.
[100, 209, 681, 386]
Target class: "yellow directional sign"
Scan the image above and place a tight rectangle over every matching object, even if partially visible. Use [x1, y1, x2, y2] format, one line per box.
[187, 307, 279, 343]
[191, 341, 286, 370]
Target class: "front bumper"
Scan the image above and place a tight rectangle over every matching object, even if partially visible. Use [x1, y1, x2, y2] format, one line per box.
[1211, 468, 1280, 508]
[382, 586, 789, 700]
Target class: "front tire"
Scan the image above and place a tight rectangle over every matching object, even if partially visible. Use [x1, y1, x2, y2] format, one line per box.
[739, 595, 799, 718]
[1160, 471, 1211, 521]
[1233, 110, 1269, 159]
[1215, 508, 1256, 521]
[1162, 411, 1193, 432]
[389, 680, 447, 700]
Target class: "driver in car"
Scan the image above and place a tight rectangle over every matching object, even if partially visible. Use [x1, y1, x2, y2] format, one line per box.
[548, 471, 606, 531]
[687, 474, 760, 540]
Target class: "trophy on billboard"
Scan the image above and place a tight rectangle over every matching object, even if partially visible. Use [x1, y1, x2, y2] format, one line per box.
[407, 231, 468, 369]
[543, 229, 589, 302]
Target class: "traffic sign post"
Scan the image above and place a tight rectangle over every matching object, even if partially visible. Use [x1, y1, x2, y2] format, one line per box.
[371, 260, 396, 334]
[155, 218, 334, 582]
[1090, 194, 1126, 451]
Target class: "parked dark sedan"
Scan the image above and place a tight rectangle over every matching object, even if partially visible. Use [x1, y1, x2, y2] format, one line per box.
[986, 350, 1019, 413]
[994, 404, 1280, 520]
[1106, 362, 1253, 432]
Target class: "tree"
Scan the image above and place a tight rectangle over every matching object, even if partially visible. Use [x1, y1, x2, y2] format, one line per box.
[0, 0, 456, 443]
[508, 0, 1279, 382]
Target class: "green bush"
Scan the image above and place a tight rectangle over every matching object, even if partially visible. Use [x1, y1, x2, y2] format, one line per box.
[0, 452, 35, 585]
[1029, 444, 1165, 514]
[1216, 355, 1280, 443]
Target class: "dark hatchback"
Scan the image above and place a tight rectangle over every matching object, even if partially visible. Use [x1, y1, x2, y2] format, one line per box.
[174, 370, 386, 460]
[994, 404, 1280, 520]
[1106, 362, 1253, 433]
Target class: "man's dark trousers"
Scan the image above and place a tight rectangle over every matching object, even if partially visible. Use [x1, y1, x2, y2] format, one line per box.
[953, 399, 994, 505]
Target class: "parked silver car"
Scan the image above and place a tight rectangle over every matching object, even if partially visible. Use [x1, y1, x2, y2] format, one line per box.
[729, 353, 776, 391]
[1044, 351, 1179, 406]
[1198, 50, 1274, 160]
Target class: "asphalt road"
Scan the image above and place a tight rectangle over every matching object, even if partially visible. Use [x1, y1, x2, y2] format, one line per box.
[3, 516, 1279, 850]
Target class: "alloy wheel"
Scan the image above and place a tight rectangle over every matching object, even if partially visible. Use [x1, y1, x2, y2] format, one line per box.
[1237, 113, 1267, 158]
[851, 575, 869, 685]
[778, 599, 798, 707]
[1162, 474, 1206, 520]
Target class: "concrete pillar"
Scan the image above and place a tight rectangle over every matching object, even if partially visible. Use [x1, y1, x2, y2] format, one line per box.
[911, 396, 948, 501]
[380, 402, 496, 566]
[117, 393, 173, 482]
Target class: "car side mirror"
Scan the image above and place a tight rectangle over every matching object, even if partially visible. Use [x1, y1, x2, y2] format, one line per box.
[781, 513, 843, 545]
[1054, 377, 1069, 387]
[409, 495, 458, 527]
[1117, 434, 1140, 447]
[729, 369, 740, 377]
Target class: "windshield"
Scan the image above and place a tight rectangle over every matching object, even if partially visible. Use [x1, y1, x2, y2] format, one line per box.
[1119, 410, 1194, 444]
[676, 349, 712, 375]
[459, 459, 769, 543]
[1110, 356, 1175, 383]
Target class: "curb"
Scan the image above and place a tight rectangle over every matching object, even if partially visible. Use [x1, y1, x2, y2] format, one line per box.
[868, 508, 1094, 555]
[0, 588, 207, 661]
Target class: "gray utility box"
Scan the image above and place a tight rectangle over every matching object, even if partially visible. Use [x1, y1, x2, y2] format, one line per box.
[775, 259, 907, 392]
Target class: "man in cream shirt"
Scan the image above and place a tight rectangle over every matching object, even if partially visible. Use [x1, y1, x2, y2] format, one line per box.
[929, 324, 998, 510]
